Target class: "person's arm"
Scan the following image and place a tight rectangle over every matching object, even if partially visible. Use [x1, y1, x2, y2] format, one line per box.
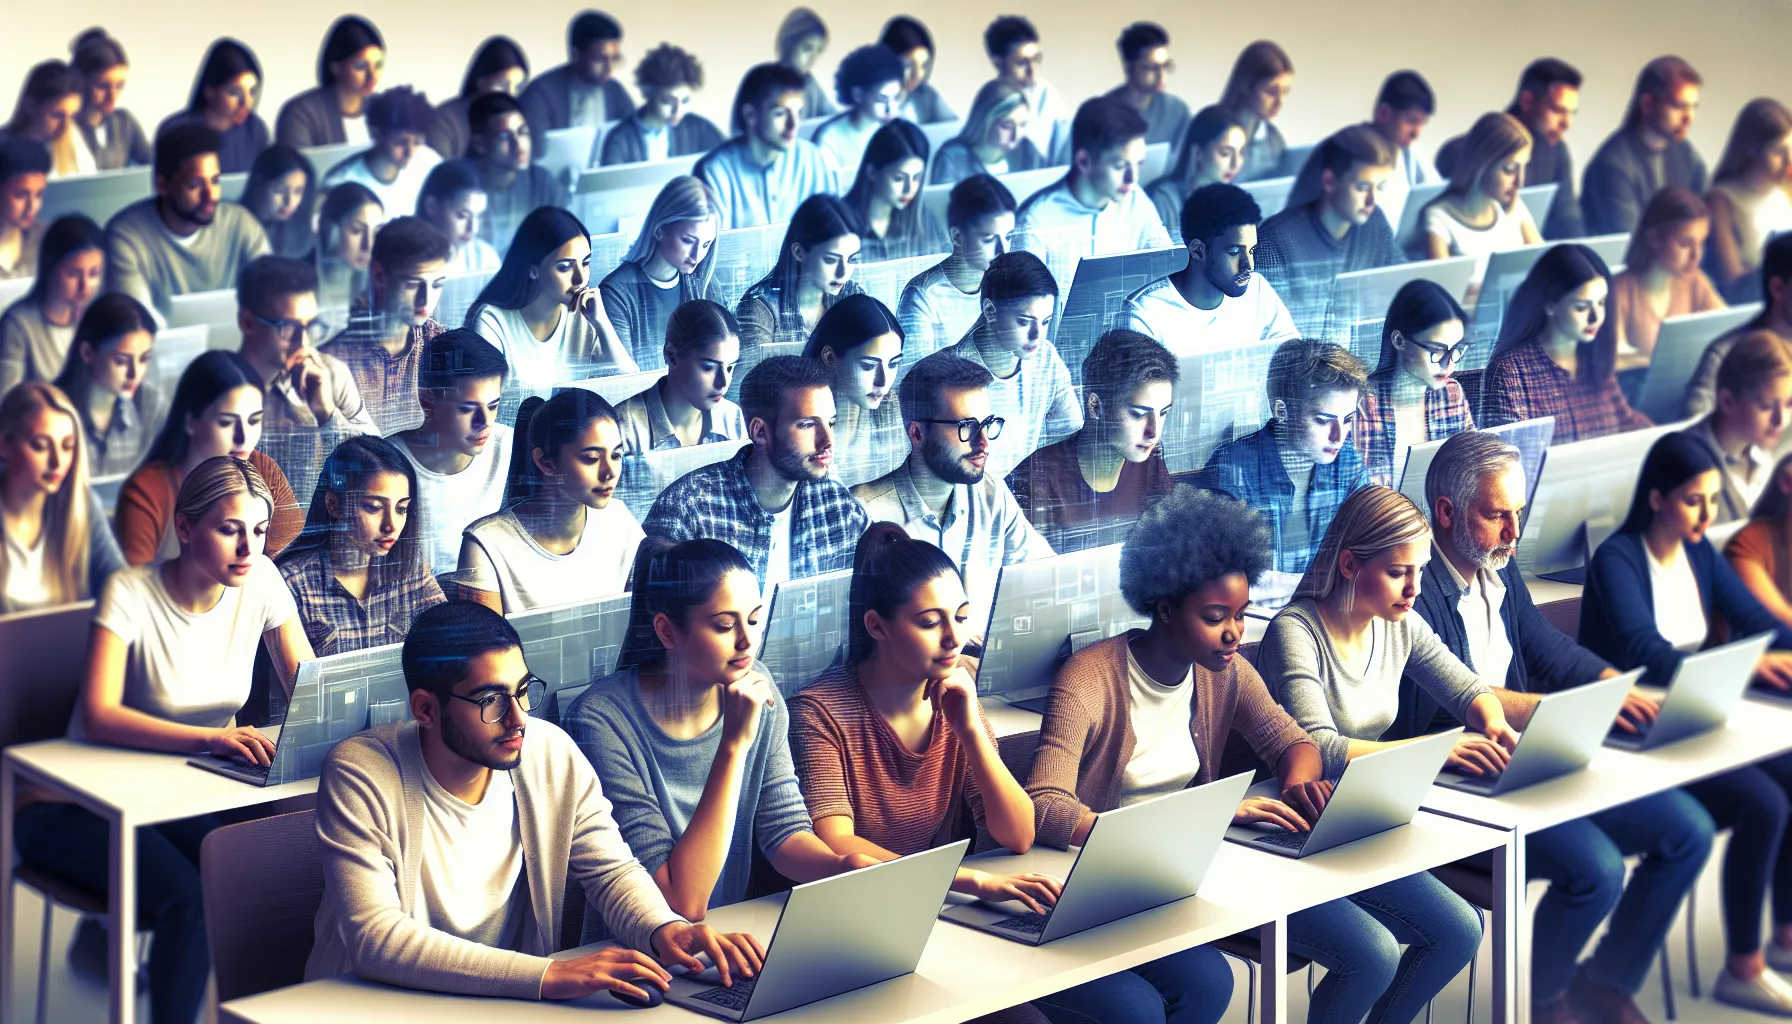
[1581, 153, 1638, 237]
[598, 276, 636, 361]
[946, 678, 1035, 852]
[1705, 541, 1792, 652]
[1491, 688, 1543, 730]
[1022, 670, 1102, 849]
[756, 702, 877, 882]
[1232, 658, 1332, 823]
[454, 535, 508, 613]
[84, 488, 126, 592]
[1586, 537, 1691, 685]
[1256, 611, 1360, 778]
[113, 470, 166, 566]
[1404, 615, 1511, 742]
[1421, 205, 1452, 261]
[259, 613, 316, 701]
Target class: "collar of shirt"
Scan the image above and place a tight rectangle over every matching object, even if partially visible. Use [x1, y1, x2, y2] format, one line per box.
[642, 383, 726, 448]
[721, 445, 778, 525]
[1301, 205, 1348, 255]
[890, 462, 962, 530]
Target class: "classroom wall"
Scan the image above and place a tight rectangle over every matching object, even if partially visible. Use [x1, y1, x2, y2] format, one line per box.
[5, 0, 1787, 170]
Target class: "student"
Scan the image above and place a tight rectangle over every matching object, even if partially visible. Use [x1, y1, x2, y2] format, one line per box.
[881, 17, 954, 125]
[643, 355, 868, 586]
[773, 8, 835, 119]
[600, 175, 722, 369]
[313, 182, 383, 331]
[853, 350, 1050, 612]
[466, 93, 569, 254]
[734, 194, 862, 362]
[0, 381, 124, 613]
[938, 251, 1080, 478]
[979, 16, 1071, 166]
[1122, 183, 1299, 356]
[417, 158, 500, 274]
[790, 525, 1058, 922]
[0, 138, 48, 280]
[4, 62, 88, 177]
[17, 455, 312, 1024]
[897, 174, 1016, 359]
[1255, 124, 1402, 345]
[812, 45, 905, 181]
[599, 45, 724, 166]
[305, 600, 762, 1002]
[427, 36, 529, 160]
[1578, 432, 1792, 1014]
[1679, 332, 1792, 524]
[693, 63, 834, 230]
[116, 350, 302, 565]
[1387, 429, 1714, 1022]
[565, 537, 873, 933]
[320, 216, 451, 434]
[50, 293, 162, 477]
[804, 294, 906, 488]
[1217, 41, 1295, 183]
[1258, 485, 1506, 1022]
[1025, 487, 1319, 1024]
[519, 10, 634, 133]
[612, 299, 747, 454]
[1582, 56, 1709, 238]
[1012, 96, 1170, 258]
[389, 329, 515, 575]
[320, 87, 443, 220]
[158, 39, 269, 175]
[0, 214, 104, 398]
[68, 31, 149, 171]
[1688, 234, 1792, 417]
[1419, 112, 1543, 291]
[1354, 281, 1475, 488]
[841, 121, 941, 262]
[275, 16, 384, 149]
[242, 144, 316, 260]
[1196, 339, 1368, 574]
[1610, 187, 1725, 366]
[1104, 23, 1189, 149]
[276, 434, 445, 655]
[1729, 453, 1792, 630]
[1008, 329, 1175, 553]
[1438, 59, 1585, 240]
[1705, 98, 1792, 302]
[929, 80, 1045, 187]
[1482, 244, 1652, 441]
[457, 389, 642, 610]
[104, 124, 271, 319]
[1366, 71, 1437, 235]
[1145, 106, 1246, 243]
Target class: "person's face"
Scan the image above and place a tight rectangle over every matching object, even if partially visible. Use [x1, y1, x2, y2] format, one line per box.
[984, 102, 1030, 152]
[951, 211, 1013, 272]
[82, 329, 154, 400]
[1479, 146, 1529, 207]
[329, 470, 410, 559]
[430, 646, 532, 771]
[326, 200, 376, 268]
[658, 569, 765, 688]
[177, 491, 271, 587]
[579, 39, 624, 85]
[1253, 72, 1294, 122]
[856, 80, 905, 124]
[537, 415, 625, 511]
[1651, 469, 1721, 546]
[534, 235, 592, 305]
[1281, 388, 1359, 464]
[374, 129, 425, 171]
[874, 157, 925, 212]
[1393, 317, 1466, 390]
[0, 172, 46, 230]
[421, 376, 503, 457]
[917, 385, 992, 485]
[1718, 374, 1792, 452]
[1544, 276, 1607, 345]
[331, 46, 384, 97]
[998, 42, 1043, 91]
[1125, 45, 1173, 95]
[1199, 126, 1248, 186]
[793, 233, 860, 295]
[1651, 216, 1710, 276]
[241, 289, 320, 369]
[1196, 224, 1257, 299]
[789, 34, 826, 74]
[898, 47, 931, 95]
[86, 64, 128, 117]
[645, 85, 694, 128]
[982, 294, 1054, 357]
[34, 92, 81, 141]
[864, 571, 972, 678]
[474, 65, 526, 97]
[1448, 462, 1526, 572]
[748, 91, 805, 151]
[1163, 573, 1251, 673]
[478, 112, 533, 170]
[1096, 379, 1172, 463]
[265, 170, 307, 221]
[826, 331, 903, 411]
[2, 406, 77, 498]
[205, 71, 259, 127]
[762, 385, 836, 482]
[1343, 540, 1427, 623]
[161, 153, 223, 226]
[1375, 106, 1429, 150]
[1324, 160, 1391, 227]
[1525, 84, 1578, 146]
[426, 188, 486, 249]
[376, 257, 447, 326]
[653, 217, 716, 276]
[1647, 83, 1700, 143]
[1763, 131, 1792, 184]
[1077, 138, 1147, 204]
[48, 247, 104, 315]
[186, 384, 263, 460]
[664, 335, 739, 411]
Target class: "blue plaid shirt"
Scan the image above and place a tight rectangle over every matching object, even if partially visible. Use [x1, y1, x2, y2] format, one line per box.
[641, 445, 870, 585]
[1195, 422, 1369, 574]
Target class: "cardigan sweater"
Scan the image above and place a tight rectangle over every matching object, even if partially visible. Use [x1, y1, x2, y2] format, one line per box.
[275, 87, 348, 149]
[77, 109, 152, 170]
[115, 449, 304, 565]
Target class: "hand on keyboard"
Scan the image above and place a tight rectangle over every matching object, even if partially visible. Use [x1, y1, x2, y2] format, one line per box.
[1231, 796, 1310, 833]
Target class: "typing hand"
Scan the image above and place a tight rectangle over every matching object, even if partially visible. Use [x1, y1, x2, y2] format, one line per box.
[836, 853, 883, 873]
[1756, 652, 1792, 692]
[1483, 721, 1521, 754]
[1279, 780, 1334, 824]
[651, 922, 765, 988]
[207, 726, 276, 766]
[540, 947, 671, 1001]
[289, 350, 336, 422]
[1446, 735, 1512, 777]
[1233, 796, 1311, 833]
[924, 667, 982, 743]
[719, 672, 776, 752]
[961, 868, 1063, 914]
[1613, 688, 1661, 734]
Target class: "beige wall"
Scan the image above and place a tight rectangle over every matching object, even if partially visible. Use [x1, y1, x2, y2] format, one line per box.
[6, 0, 1788, 166]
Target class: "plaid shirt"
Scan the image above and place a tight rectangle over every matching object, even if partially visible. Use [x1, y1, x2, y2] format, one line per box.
[1481, 342, 1651, 443]
[1195, 421, 1368, 574]
[277, 546, 446, 656]
[641, 444, 869, 585]
[1354, 369, 1477, 487]
[319, 316, 446, 435]
[1255, 205, 1404, 347]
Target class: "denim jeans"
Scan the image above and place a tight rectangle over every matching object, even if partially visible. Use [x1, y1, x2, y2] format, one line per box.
[13, 802, 222, 1024]
[1527, 788, 1714, 998]
[1287, 872, 1483, 1024]
[1685, 751, 1792, 954]
[1033, 943, 1234, 1024]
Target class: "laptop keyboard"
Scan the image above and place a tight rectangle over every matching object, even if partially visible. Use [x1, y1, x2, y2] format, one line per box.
[691, 975, 758, 1011]
[990, 910, 1051, 936]
[1252, 829, 1308, 851]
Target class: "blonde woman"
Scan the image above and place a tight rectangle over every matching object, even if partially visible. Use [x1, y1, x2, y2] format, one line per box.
[930, 80, 1045, 187]
[599, 176, 722, 370]
[4, 61, 89, 177]
[1706, 98, 1792, 302]
[0, 381, 122, 613]
[1420, 112, 1543, 291]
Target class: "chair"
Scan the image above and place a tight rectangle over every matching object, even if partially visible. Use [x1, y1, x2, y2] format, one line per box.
[1215, 929, 1316, 1024]
[199, 809, 324, 1001]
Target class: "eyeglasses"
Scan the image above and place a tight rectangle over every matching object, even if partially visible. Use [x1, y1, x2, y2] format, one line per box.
[252, 313, 329, 345]
[446, 675, 540, 724]
[1408, 338, 1471, 366]
[918, 415, 1004, 442]
[1134, 59, 1177, 75]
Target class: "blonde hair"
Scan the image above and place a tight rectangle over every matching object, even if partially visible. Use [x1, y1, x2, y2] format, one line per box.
[1717, 330, 1792, 401]
[173, 455, 274, 544]
[1441, 112, 1532, 209]
[1293, 485, 1431, 603]
[0, 382, 91, 608]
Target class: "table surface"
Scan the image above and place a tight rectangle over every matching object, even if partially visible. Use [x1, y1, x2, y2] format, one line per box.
[4, 738, 319, 825]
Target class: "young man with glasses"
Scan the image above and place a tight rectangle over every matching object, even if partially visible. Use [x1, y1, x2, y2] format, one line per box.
[308, 600, 764, 1004]
[236, 255, 376, 509]
[321, 216, 452, 434]
[1103, 23, 1189, 149]
[853, 349, 1052, 613]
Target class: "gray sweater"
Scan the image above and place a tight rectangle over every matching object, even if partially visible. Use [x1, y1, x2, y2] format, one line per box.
[305, 720, 684, 998]
[598, 261, 717, 370]
[275, 87, 348, 149]
[1258, 598, 1488, 780]
[78, 109, 152, 170]
[104, 199, 269, 318]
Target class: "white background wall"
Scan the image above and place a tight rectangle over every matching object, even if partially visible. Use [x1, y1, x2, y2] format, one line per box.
[6, 0, 1788, 169]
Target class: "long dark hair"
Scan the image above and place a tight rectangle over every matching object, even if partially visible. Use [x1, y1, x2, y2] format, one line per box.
[316, 16, 384, 90]
[617, 537, 756, 671]
[842, 120, 930, 251]
[1160, 105, 1242, 196]
[1377, 279, 1468, 374]
[187, 38, 261, 113]
[460, 36, 529, 99]
[244, 145, 318, 259]
[803, 293, 903, 363]
[474, 206, 589, 310]
[847, 522, 961, 663]
[280, 434, 428, 579]
[759, 194, 860, 314]
[140, 350, 262, 466]
[504, 389, 621, 505]
[1490, 243, 1620, 384]
[53, 292, 156, 395]
[25, 215, 104, 307]
[1621, 432, 1721, 535]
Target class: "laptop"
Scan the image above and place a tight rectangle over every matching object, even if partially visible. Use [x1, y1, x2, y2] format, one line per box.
[1605, 633, 1775, 751]
[1225, 728, 1462, 858]
[186, 724, 285, 786]
[940, 771, 1252, 944]
[1435, 670, 1641, 796]
[665, 840, 967, 1021]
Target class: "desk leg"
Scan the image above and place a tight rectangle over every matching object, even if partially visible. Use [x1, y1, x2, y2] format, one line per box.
[1258, 918, 1289, 1024]
[1, 758, 16, 1019]
[1489, 830, 1521, 1024]
[109, 814, 136, 1024]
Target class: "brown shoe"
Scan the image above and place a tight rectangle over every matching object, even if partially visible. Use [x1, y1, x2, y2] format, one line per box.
[1534, 992, 1591, 1024]
[1569, 971, 1653, 1024]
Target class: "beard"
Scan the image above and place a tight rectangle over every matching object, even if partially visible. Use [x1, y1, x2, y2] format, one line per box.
[440, 705, 523, 771]
[769, 437, 828, 482]
[1453, 529, 1515, 573]
[922, 431, 983, 485]
[1206, 262, 1250, 299]
[169, 194, 216, 226]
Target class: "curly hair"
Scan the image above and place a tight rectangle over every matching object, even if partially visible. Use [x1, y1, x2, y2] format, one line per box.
[1120, 485, 1272, 615]
[636, 43, 703, 92]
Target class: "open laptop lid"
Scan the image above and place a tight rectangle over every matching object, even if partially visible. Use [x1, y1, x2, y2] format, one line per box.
[1480, 669, 1640, 792]
[1302, 728, 1462, 853]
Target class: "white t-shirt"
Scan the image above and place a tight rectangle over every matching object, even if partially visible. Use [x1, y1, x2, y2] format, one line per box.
[765, 502, 795, 587]
[469, 304, 639, 400]
[396, 425, 517, 575]
[1391, 399, 1428, 479]
[1458, 567, 1514, 690]
[1424, 201, 1533, 288]
[641, 125, 671, 164]
[459, 502, 646, 612]
[2, 520, 50, 612]
[322, 148, 443, 227]
[1121, 645, 1199, 806]
[1121, 274, 1300, 357]
[419, 761, 527, 950]
[340, 114, 370, 148]
[1648, 545, 1707, 652]
[73, 557, 297, 738]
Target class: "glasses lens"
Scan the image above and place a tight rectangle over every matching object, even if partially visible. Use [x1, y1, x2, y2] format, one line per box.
[984, 417, 1004, 439]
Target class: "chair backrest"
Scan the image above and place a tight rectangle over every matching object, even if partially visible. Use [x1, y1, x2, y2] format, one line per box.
[200, 809, 324, 1002]
[0, 602, 96, 752]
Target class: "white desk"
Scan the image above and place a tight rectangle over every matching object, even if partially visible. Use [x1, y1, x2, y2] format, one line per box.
[0, 740, 319, 1024]
[216, 811, 1511, 1024]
